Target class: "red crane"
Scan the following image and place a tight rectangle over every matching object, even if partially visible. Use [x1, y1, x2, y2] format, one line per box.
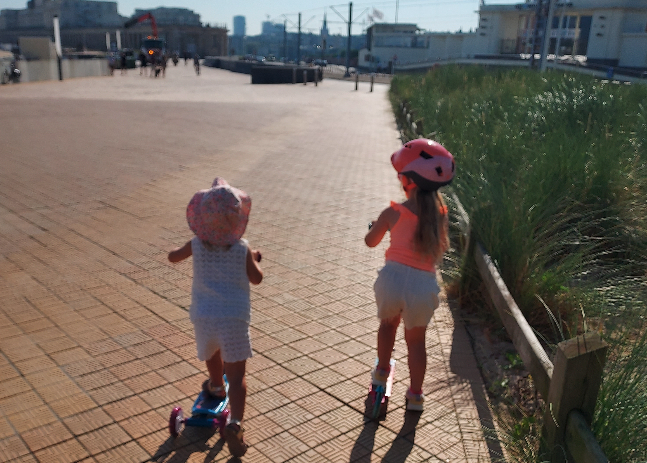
[124, 12, 158, 38]
[124, 12, 165, 57]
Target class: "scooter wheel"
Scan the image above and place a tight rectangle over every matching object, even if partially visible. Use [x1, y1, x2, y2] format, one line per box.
[169, 407, 184, 437]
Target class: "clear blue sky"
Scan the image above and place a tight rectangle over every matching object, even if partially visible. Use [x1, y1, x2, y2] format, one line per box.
[3, 0, 523, 35]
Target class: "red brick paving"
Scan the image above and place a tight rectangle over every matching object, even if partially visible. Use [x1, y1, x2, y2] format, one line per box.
[0, 64, 495, 461]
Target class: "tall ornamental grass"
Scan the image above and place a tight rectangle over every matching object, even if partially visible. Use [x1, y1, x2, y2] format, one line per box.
[390, 65, 646, 461]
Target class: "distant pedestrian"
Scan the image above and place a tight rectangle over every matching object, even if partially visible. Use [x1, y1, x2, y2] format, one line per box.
[139, 51, 147, 76]
[120, 51, 127, 75]
[365, 139, 455, 412]
[193, 53, 200, 75]
[151, 51, 161, 78]
[108, 55, 116, 75]
[168, 177, 262, 458]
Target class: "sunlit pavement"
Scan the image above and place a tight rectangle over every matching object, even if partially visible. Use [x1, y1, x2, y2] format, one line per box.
[0, 64, 494, 462]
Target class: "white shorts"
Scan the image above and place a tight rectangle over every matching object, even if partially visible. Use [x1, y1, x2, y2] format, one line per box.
[374, 261, 440, 329]
[192, 318, 253, 363]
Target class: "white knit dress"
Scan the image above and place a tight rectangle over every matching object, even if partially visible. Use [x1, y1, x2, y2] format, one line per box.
[190, 237, 252, 362]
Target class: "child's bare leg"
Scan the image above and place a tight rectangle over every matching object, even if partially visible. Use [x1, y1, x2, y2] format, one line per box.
[404, 326, 427, 392]
[206, 350, 224, 387]
[224, 360, 247, 421]
[377, 316, 400, 371]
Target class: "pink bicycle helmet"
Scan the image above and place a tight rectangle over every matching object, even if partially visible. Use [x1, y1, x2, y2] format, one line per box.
[391, 138, 455, 191]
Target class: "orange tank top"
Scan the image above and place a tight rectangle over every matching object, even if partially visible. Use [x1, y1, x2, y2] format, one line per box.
[385, 201, 446, 272]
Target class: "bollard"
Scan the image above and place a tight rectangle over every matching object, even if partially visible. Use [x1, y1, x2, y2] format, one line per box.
[292, 68, 296, 84]
[355, 72, 359, 91]
[303, 70, 307, 85]
[315, 71, 318, 87]
[370, 73, 374, 92]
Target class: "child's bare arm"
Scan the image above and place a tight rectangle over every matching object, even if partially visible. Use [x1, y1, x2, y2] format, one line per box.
[246, 246, 263, 285]
[365, 207, 397, 247]
[168, 241, 192, 263]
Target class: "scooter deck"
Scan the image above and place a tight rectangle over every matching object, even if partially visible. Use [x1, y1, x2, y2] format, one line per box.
[169, 376, 231, 437]
[191, 377, 229, 418]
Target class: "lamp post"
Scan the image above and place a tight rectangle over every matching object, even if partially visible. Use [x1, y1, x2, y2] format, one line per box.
[53, 15, 63, 81]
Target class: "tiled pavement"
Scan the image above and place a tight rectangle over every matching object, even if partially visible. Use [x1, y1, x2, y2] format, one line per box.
[0, 65, 496, 462]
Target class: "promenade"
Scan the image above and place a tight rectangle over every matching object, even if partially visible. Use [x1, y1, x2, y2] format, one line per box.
[0, 64, 494, 462]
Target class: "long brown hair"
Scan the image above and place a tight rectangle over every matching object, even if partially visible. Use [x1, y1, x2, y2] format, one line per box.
[413, 188, 449, 263]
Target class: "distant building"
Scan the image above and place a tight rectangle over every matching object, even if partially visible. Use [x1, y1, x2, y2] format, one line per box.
[261, 21, 284, 37]
[0, 0, 227, 56]
[477, 0, 647, 67]
[359, 0, 647, 70]
[132, 8, 201, 27]
[0, 0, 124, 30]
[321, 13, 329, 39]
[233, 15, 245, 37]
[360, 23, 433, 70]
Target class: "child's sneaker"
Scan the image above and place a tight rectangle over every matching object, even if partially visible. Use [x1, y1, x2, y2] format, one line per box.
[405, 388, 424, 412]
[371, 367, 390, 388]
[223, 421, 249, 457]
[202, 379, 226, 399]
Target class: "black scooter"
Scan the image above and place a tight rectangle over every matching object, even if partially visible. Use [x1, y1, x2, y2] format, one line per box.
[2, 62, 20, 84]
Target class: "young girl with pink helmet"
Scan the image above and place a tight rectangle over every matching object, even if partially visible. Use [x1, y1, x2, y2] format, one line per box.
[168, 177, 262, 457]
[365, 139, 455, 412]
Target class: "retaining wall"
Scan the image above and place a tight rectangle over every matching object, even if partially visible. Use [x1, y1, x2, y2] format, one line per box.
[15, 59, 110, 83]
[203, 56, 322, 84]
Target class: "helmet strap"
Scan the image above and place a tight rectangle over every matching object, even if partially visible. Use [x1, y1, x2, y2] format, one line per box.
[399, 174, 417, 195]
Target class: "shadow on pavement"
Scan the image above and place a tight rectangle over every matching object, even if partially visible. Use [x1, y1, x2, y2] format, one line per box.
[350, 421, 379, 462]
[381, 411, 422, 462]
[150, 427, 227, 463]
[448, 300, 505, 462]
[349, 412, 421, 463]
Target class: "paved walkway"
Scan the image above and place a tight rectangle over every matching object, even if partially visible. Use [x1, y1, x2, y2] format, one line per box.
[0, 65, 494, 462]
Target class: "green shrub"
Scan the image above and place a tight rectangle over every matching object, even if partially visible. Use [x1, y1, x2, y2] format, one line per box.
[392, 65, 647, 328]
[390, 65, 647, 462]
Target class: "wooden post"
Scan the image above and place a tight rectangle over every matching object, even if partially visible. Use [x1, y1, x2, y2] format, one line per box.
[543, 332, 608, 462]
[355, 72, 359, 91]
[370, 73, 374, 92]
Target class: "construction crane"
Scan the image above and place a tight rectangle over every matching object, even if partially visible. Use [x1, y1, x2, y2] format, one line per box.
[124, 12, 165, 56]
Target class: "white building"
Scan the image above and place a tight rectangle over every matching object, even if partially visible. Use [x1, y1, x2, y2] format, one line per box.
[359, 24, 427, 71]
[358, 0, 647, 71]
[359, 23, 483, 71]
[478, 0, 647, 67]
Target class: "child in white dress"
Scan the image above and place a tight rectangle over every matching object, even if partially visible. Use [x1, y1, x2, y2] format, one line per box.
[168, 177, 262, 457]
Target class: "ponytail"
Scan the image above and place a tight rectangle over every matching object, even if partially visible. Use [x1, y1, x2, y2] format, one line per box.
[413, 189, 449, 263]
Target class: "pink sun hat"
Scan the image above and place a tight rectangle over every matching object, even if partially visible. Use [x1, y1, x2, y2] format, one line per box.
[186, 177, 251, 246]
